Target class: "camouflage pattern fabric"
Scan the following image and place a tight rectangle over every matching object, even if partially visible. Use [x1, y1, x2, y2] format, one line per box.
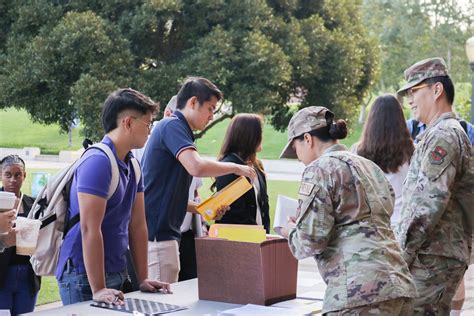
[409, 254, 465, 315]
[397, 57, 449, 95]
[324, 297, 412, 316]
[395, 113, 473, 266]
[395, 112, 473, 312]
[280, 106, 334, 159]
[288, 144, 416, 313]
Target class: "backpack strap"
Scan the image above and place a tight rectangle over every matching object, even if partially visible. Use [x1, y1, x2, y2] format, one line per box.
[64, 143, 120, 235]
[459, 120, 468, 134]
[130, 157, 141, 185]
[65, 213, 80, 234]
[411, 119, 420, 140]
[90, 143, 120, 199]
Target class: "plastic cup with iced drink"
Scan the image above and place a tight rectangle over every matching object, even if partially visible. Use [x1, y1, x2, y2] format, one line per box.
[15, 217, 42, 256]
[0, 191, 16, 212]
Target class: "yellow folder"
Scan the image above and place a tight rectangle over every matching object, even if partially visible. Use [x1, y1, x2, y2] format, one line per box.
[196, 176, 253, 221]
[209, 224, 266, 243]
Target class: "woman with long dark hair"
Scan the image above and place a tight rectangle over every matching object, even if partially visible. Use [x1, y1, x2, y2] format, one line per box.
[353, 94, 414, 226]
[213, 114, 270, 232]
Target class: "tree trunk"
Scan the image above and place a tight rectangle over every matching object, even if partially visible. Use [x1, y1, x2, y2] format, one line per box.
[194, 112, 233, 139]
[358, 93, 373, 124]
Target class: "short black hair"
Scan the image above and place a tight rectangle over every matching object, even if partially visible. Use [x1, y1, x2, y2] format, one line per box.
[101, 88, 158, 133]
[424, 76, 454, 105]
[176, 77, 223, 110]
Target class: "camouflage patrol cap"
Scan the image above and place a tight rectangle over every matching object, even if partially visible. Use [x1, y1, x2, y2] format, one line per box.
[397, 57, 449, 95]
[279, 106, 334, 159]
[166, 95, 177, 112]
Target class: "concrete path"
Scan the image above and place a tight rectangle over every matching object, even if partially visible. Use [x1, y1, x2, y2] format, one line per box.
[297, 258, 474, 315]
[24, 156, 305, 181]
[23, 155, 474, 314]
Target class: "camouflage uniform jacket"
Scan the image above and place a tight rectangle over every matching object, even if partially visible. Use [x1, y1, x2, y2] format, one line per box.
[288, 144, 416, 313]
[395, 112, 474, 266]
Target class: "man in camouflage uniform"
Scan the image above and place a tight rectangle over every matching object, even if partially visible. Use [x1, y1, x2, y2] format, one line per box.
[280, 106, 416, 315]
[396, 57, 474, 315]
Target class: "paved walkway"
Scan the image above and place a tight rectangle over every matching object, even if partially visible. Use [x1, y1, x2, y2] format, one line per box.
[24, 156, 304, 181]
[297, 258, 474, 315]
[24, 155, 474, 314]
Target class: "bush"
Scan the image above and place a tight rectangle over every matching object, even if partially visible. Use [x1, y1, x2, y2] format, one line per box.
[455, 82, 472, 122]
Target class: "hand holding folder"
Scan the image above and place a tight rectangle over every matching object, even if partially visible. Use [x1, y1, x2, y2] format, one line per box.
[196, 176, 253, 221]
[214, 205, 230, 221]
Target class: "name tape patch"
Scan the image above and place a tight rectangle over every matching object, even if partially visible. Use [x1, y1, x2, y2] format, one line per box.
[299, 182, 315, 196]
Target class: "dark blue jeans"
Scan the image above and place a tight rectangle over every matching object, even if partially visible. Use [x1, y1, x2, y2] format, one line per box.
[0, 265, 38, 316]
[58, 260, 130, 305]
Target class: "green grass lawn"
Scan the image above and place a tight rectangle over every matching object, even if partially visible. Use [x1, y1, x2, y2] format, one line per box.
[1, 98, 367, 307]
[0, 109, 82, 154]
[196, 118, 290, 159]
[197, 118, 362, 159]
[36, 277, 60, 306]
[9, 103, 362, 306]
[1, 108, 362, 157]
[21, 169, 62, 305]
[22, 167, 300, 305]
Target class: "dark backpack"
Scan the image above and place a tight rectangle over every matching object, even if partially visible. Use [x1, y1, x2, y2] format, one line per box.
[410, 119, 468, 140]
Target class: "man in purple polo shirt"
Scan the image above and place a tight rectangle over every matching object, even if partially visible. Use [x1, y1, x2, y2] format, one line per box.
[56, 88, 171, 305]
[143, 77, 256, 283]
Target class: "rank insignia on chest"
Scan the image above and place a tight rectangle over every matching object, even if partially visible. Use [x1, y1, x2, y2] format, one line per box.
[299, 182, 315, 196]
[429, 146, 447, 165]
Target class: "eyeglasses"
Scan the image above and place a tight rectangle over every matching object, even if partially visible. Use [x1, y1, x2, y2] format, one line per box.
[406, 83, 431, 99]
[130, 116, 153, 131]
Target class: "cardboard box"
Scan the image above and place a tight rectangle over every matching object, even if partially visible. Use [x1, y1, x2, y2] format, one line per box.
[195, 236, 298, 305]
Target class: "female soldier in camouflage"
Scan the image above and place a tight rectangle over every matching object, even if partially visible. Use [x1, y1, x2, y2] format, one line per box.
[280, 106, 416, 315]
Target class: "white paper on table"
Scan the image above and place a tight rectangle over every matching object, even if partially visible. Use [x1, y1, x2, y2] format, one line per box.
[273, 299, 324, 315]
[295, 301, 323, 315]
[217, 304, 307, 316]
[273, 195, 298, 235]
[272, 298, 323, 308]
[297, 290, 326, 300]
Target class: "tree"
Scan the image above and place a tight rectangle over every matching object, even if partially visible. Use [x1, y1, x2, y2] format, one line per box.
[1, 0, 378, 140]
[1, 4, 133, 136]
[363, 0, 473, 91]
